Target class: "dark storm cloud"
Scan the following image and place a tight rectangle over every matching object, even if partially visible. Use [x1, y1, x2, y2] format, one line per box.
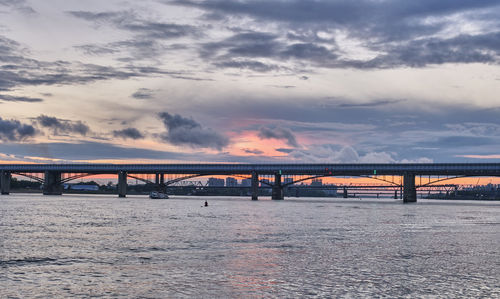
[171, 0, 500, 70]
[36, 115, 90, 136]
[158, 112, 229, 150]
[0, 94, 43, 102]
[258, 127, 298, 147]
[0, 117, 37, 141]
[112, 128, 145, 140]
[131, 88, 154, 100]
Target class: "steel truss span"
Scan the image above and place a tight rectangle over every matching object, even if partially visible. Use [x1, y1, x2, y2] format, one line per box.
[2, 163, 500, 202]
[1, 163, 500, 176]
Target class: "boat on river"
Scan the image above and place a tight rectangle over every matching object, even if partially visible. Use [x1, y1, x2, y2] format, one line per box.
[149, 191, 169, 199]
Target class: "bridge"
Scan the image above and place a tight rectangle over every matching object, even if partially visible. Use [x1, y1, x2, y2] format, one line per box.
[1, 163, 500, 202]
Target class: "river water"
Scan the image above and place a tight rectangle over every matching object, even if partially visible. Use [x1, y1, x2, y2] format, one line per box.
[1, 194, 499, 298]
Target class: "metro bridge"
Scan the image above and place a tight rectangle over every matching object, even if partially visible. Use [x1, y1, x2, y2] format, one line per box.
[1, 163, 500, 202]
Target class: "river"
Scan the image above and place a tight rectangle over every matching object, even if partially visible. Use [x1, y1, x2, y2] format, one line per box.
[1, 194, 499, 298]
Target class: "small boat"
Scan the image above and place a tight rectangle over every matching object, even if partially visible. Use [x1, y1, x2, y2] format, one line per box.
[149, 191, 169, 199]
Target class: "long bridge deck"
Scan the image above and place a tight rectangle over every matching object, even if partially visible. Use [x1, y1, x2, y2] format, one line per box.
[1, 163, 500, 202]
[1, 163, 500, 175]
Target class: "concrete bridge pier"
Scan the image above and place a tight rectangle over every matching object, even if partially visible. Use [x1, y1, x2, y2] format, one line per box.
[155, 173, 165, 191]
[403, 173, 417, 203]
[43, 171, 62, 195]
[343, 187, 348, 198]
[118, 171, 127, 198]
[1, 171, 11, 195]
[251, 172, 259, 200]
[271, 173, 284, 200]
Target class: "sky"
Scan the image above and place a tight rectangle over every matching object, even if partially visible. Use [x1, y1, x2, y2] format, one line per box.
[1, 0, 500, 164]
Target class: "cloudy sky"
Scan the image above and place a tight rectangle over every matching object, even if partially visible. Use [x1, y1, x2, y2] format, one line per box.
[1, 0, 500, 163]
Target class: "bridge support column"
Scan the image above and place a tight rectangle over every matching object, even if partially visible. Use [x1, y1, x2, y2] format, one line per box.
[251, 172, 259, 200]
[118, 171, 127, 198]
[394, 190, 398, 199]
[43, 171, 62, 195]
[160, 173, 165, 190]
[272, 173, 284, 200]
[1, 171, 11, 195]
[155, 173, 165, 191]
[343, 187, 348, 198]
[403, 173, 417, 203]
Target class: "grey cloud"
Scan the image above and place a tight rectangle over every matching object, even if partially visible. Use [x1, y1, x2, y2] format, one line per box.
[258, 126, 299, 147]
[69, 10, 200, 39]
[205, 30, 500, 70]
[282, 144, 431, 163]
[275, 148, 294, 154]
[1, 31, 200, 92]
[337, 99, 405, 108]
[0, 117, 37, 141]
[445, 122, 500, 136]
[201, 31, 280, 59]
[243, 148, 264, 155]
[69, 9, 199, 60]
[132, 88, 155, 99]
[173, 0, 500, 70]
[281, 43, 338, 61]
[0, 141, 279, 163]
[202, 31, 339, 69]
[0, 34, 173, 91]
[75, 38, 183, 61]
[0, 141, 187, 161]
[0, 94, 43, 102]
[36, 115, 90, 136]
[158, 112, 229, 150]
[173, 0, 498, 29]
[113, 128, 145, 140]
[74, 44, 119, 56]
[213, 60, 280, 72]
[170, 75, 214, 81]
[352, 33, 500, 69]
[269, 85, 295, 89]
[0, 0, 35, 14]
[419, 135, 498, 148]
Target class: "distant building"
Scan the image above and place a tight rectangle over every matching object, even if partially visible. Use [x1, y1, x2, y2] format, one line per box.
[64, 184, 99, 191]
[261, 179, 270, 187]
[311, 179, 323, 186]
[241, 178, 252, 187]
[284, 177, 293, 185]
[226, 177, 238, 187]
[208, 178, 224, 187]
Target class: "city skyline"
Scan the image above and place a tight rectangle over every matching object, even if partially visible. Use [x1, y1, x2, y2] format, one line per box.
[1, 0, 500, 164]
